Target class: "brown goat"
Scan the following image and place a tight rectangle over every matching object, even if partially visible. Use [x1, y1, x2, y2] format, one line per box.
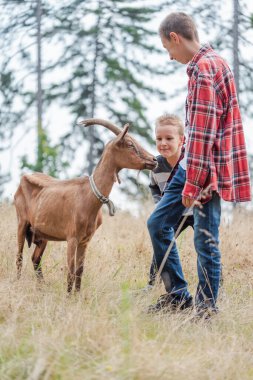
[14, 119, 157, 293]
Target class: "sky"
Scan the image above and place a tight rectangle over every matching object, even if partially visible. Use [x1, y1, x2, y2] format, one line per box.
[1, 0, 253, 213]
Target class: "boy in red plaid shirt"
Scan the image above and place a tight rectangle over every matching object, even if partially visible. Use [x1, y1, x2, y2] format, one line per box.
[147, 12, 251, 317]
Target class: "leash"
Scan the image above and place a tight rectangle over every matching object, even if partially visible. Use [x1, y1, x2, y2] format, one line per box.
[156, 185, 212, 281]
[156, 207, 194, 280]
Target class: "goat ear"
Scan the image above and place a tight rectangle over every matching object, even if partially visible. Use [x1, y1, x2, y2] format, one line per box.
[116, 123, 129, 142]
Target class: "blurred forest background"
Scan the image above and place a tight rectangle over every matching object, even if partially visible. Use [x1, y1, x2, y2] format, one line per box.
[1, 0, 253, 205]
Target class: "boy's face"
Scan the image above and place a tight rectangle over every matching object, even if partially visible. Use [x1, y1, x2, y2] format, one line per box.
[155, 124, 183, 160]
[161, 34, 190, 64]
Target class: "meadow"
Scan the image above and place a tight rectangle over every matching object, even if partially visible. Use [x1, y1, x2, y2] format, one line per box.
[0, 202, 253, 380]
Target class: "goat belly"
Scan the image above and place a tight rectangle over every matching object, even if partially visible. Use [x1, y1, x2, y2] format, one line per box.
[28, 187, 79, 240]
[31, 227, 66, 242]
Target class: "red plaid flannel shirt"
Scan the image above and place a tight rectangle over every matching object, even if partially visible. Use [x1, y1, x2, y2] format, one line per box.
[183, 44, 251, 202]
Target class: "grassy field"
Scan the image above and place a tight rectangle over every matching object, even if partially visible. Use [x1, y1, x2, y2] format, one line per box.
[0, 202, 253, 380]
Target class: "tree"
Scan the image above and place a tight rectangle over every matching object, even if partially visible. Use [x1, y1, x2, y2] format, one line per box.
[0, 0, 174, 198]
[212, 0, 253, 115]
[42, 0, 171, 179]
[0, 0, 69, 180]
[43, 0, 223, 195]
[1, 0, 253, 200]
[0, 0, 32, 193]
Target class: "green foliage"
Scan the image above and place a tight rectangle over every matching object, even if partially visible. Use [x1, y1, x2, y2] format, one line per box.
[21, 124, 69, 177]
[210, 6, 253, 116]
[40, 0, 171, 176]
[1, 0, 253, 197]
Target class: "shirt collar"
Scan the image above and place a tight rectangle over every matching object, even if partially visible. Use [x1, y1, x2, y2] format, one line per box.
[159, 155, 172, 170]
[187, 43, 213, 77]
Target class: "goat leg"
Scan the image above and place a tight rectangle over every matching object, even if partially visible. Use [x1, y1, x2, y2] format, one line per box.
[67, 238, 78, 293]
[31, 240, 47, 281]
[16, 222, 26, 279]
[74, 243, 88, 292]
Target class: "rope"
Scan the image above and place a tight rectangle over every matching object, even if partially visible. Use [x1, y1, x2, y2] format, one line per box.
[156, 185, 212, 281]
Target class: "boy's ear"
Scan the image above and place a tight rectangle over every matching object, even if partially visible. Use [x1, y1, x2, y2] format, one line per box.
[170, 32, 180, 44]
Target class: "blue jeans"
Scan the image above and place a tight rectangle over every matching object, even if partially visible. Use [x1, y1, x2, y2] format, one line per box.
[148, 215, 194, 287]
[147, 165, 221, 309]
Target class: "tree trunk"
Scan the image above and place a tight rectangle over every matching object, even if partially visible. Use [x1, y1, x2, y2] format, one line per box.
[36, 0, 43, 171]
[233, 0, 240, 102]
[233, 0, 240, 208]
[87, 0, 102, 175]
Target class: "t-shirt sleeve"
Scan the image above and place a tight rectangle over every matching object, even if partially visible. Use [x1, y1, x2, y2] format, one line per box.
[149, 171, 162, 204]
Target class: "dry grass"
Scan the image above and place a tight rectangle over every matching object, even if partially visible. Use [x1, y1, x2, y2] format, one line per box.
[0, 202, 253, 380]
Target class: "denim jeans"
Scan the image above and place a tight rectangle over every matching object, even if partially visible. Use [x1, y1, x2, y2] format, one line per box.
[147, 165, 221, 308]
[148, 215, 194, 287]
[193, 191, 221, 308]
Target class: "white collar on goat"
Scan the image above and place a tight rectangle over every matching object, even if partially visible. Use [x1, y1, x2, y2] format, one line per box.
[89, 174, 116, 216]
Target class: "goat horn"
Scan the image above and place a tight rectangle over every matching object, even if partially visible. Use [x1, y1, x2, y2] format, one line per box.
[77, 118, 122, 135]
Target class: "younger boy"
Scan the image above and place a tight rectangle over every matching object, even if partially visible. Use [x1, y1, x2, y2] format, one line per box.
[146, 114, 194, 292]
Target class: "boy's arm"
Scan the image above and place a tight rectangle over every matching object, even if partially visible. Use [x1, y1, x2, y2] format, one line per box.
[149, 171, 162, 204]
[183, 73, 223, 200]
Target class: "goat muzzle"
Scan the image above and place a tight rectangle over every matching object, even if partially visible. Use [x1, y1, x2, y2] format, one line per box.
[145, 157, 157, 170]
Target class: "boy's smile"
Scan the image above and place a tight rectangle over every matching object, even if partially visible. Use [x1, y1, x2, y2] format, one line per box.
[156, 124, 184, 166]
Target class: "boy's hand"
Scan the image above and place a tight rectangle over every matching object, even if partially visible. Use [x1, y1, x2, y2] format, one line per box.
[182, 196, 194, 207]
[182, 196, 201, 208]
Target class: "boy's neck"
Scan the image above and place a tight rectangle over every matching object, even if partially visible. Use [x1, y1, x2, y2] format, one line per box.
[166, 153, 181, 167]
[182, 39, 201, 62]
[186, 41, 201, 60]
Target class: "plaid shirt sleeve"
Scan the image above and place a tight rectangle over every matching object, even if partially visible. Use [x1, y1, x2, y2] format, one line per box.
[182, 73, 223, 199]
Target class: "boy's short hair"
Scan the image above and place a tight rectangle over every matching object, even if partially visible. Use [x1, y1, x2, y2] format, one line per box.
[159, 12, 199, 42]
[155, 113, 184, 136]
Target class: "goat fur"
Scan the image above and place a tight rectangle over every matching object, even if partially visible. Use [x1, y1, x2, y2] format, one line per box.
[14, 120, 157, 293]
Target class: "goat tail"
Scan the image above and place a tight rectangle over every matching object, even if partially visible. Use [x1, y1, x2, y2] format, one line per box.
[25, 224, 33, 248]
